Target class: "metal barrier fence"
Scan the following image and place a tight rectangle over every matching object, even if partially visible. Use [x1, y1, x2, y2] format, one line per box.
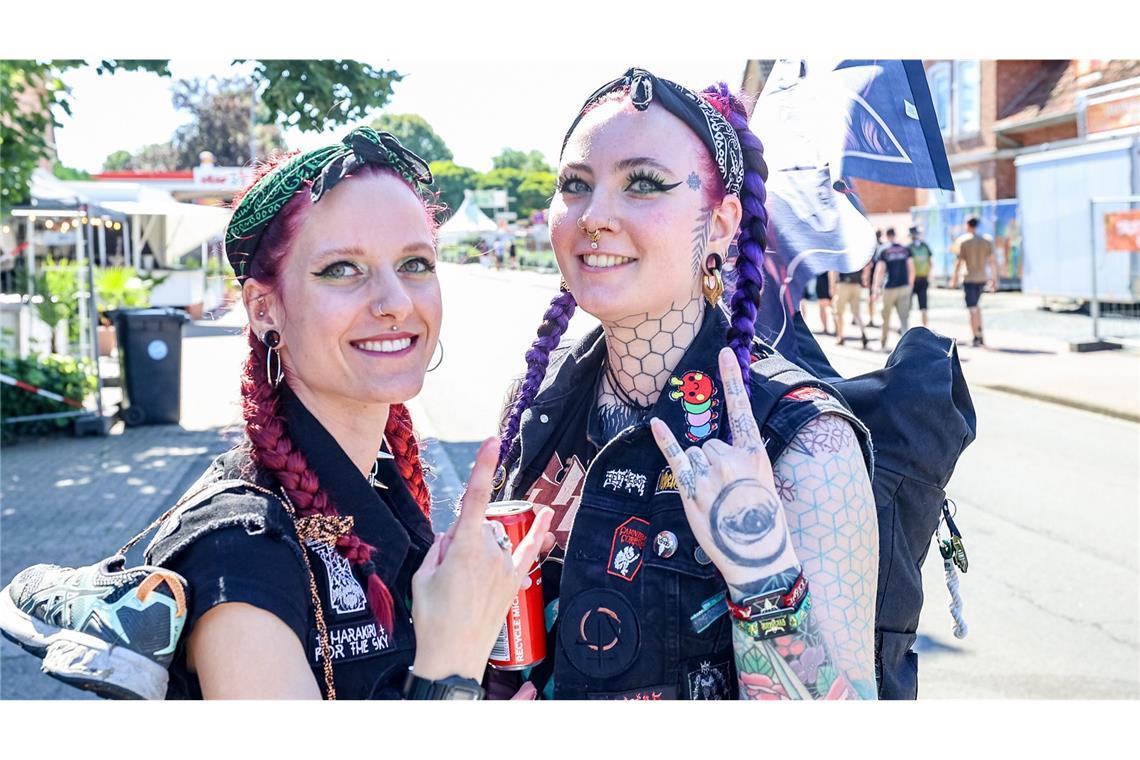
[1088, 196, 1140, 348]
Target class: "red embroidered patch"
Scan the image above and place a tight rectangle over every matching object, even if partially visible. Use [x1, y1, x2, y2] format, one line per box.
[607, 517, 649, 581]
[782, 387, 832, 403]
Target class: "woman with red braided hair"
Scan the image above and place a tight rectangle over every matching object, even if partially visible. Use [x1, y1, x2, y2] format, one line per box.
[0, 127, 551, 700]
[490, 69, 880, 700]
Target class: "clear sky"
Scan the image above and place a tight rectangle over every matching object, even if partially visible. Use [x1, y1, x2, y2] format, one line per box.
[54, 58, 746, 174]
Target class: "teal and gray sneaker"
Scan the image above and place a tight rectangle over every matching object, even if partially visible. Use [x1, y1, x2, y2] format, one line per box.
[0, 555, 187, 700]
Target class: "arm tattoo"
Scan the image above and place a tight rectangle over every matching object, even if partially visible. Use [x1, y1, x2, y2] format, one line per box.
[731, 415, 878, 700]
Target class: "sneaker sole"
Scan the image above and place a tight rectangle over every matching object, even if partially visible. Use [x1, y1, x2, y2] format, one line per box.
[0, 585, 169, 700]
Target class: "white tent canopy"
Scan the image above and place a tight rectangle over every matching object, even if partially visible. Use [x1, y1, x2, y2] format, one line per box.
[68, 181, 230, 268]
[438, 190, 499, 243]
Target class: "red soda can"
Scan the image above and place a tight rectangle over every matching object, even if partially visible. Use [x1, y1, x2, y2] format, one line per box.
[486, 500, 546, 670]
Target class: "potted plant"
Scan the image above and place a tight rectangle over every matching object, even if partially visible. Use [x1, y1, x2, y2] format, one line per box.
[95, 266, 151, 356]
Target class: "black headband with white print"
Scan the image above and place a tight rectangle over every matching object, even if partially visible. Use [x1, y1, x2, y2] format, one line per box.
[560, 67, 746, 195]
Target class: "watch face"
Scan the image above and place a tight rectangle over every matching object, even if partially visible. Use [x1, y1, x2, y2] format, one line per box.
[444, 684, 482, 700]
[441, 677, 484, 700]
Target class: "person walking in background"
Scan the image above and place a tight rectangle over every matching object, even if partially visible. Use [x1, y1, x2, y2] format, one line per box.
[866, 229, 884, 327]
[815, 271, 835, 335]
[873, 227, 914, 352]
[834, 264, 870, 349]
[908, 226, 932, 328]
[950, 216, 997, 347]
[508, 240, 518, 270]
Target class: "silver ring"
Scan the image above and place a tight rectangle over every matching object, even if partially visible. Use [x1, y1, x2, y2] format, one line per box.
[496, 533, 513, 551]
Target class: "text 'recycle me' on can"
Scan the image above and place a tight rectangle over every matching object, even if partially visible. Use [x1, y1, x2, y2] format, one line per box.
[486, 501, 546, 670]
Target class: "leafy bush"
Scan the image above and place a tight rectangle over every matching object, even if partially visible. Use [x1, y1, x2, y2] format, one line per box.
[0, 352, 96, 443]
[95, 266, 151, 318]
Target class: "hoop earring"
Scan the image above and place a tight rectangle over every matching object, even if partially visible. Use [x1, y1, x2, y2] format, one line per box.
[426, 338, 444, 372]
[701, 252, 725, 307]
[577, 217, 601, 249]
[263, 329, 284, 387]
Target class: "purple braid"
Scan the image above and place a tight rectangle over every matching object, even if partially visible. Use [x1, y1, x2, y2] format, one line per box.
[701, 84, 769, 398]
[497, 291, 578, 470]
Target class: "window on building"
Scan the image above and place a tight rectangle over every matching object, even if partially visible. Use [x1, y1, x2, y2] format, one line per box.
[928, 62, 951, 136]
[954, 60, 981, 136]
[951, 170, 982, 204]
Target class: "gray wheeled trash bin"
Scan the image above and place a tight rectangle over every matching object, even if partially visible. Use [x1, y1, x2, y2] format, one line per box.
[112, 307, 190, 426]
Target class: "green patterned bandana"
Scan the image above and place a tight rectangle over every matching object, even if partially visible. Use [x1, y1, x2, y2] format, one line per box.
[225, 126, 433, 281]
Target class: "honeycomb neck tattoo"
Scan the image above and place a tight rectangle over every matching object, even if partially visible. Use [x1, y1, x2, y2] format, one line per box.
[596, 293, 704, 441]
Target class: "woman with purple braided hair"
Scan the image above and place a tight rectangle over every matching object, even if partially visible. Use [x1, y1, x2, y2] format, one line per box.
[489, 69, 879, 700]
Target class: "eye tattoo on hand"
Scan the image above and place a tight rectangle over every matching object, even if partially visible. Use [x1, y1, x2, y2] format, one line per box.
[709, 479, 787, 568]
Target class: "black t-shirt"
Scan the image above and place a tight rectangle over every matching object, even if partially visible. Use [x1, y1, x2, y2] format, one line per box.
[156, 387, 433, 700]
[880, 243, 912, 288]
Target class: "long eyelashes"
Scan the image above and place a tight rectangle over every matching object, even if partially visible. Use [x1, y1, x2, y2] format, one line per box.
[313, 260, 363, 279]
[625, 171, 683, 194]
[556, 170, 684, 195]
[312, 257, 436, 279]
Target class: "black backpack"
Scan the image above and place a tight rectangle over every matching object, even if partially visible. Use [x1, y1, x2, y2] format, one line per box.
[749, 315, 976, 699]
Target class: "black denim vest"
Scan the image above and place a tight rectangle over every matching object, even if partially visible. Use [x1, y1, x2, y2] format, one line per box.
[145, 387, 433, 699]
[498, 306, 873, 699]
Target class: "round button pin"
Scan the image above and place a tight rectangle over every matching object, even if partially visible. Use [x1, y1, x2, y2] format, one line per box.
[694, 546, 712, 565]
[654, 531, 677, 558]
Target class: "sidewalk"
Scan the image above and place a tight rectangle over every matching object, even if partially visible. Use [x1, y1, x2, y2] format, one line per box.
[806, 289, 1140, 423]
[1, 307, 248, 699]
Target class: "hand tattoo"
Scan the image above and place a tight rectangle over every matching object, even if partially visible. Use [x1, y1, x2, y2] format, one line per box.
[709, 478, 788, 568]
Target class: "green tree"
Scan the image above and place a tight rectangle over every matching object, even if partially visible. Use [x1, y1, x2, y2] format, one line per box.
[515, 171, 557, 219]
[477, 167, 527, 206]
[428, 160, 481, 221]
[2, 60, 170, 216]
[2, 59, 402, 215]
[171, 77, 286, 167]
[492, 148, 552, 173]
[102, 150, 132, 171]
[372, 114, 453, 162]
[51, 164, 91, 181]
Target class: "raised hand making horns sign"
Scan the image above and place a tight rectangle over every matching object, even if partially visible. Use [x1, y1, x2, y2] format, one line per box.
[649, 347, 800, 592]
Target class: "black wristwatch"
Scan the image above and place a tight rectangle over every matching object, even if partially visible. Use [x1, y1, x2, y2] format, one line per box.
[402, 668, 485, 700]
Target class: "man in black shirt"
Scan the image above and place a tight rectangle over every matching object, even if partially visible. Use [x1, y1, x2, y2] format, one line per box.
[872, 228, 915, 352]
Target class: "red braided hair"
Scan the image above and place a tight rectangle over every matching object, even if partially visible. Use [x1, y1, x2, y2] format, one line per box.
[235, 154, 438, 635]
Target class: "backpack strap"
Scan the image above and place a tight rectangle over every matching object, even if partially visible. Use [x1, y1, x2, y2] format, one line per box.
[748, 351, 873, 475]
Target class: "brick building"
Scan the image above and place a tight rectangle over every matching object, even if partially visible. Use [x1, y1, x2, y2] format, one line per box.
[742, 59, 1140, 215]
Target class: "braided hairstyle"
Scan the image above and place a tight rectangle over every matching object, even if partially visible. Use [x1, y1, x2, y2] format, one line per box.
[699, 83, 770, 399]
[236, 157, 436, 634]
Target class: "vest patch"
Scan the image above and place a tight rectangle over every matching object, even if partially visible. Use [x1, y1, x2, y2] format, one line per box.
[607, 516, 649, 581]
[655, 468, 679, 495]
[686, 659, 733, 700]
[602, 468, 648, 497]
[587, 685, 679, 700]
[310, 619, 392, 665]
[308, 541, 366, 615]
[668, 370, 720, 442]
[525, 453, 587, 551]
[559, 589, 640, 679]
[782, 386, 832, 403]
